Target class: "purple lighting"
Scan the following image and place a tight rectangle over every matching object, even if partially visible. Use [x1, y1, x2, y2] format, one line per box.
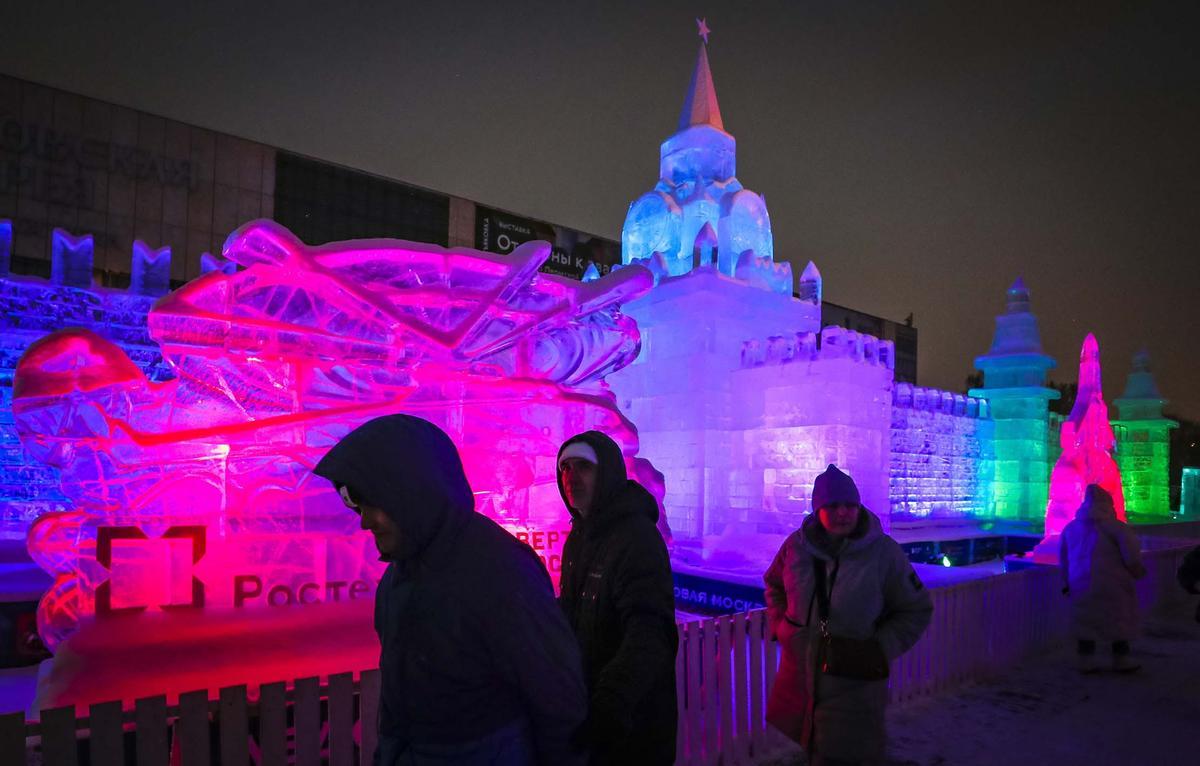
[14, 220, 652, 648]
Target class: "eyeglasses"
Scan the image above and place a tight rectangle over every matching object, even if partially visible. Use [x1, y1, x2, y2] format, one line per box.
[337, 484, 359, 510]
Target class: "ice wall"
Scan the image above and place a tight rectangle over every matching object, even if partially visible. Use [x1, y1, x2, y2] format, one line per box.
[0, 227, 176, 534]
[606, 266, 828, 541]
[890, 384, 994, 520]
[733, 326, 893, 533]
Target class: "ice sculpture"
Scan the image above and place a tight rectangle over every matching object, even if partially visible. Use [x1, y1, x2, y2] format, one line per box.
[1112, 350, 1176, 520]
[1041, 334, 1125, 547]
[621, 34, 785, 291]
[14, 220, 652, 648]
[970, 278, 1059, 521]
[610, 31, 895, 555]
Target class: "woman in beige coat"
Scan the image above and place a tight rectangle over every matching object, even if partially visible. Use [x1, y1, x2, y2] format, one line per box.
[1060, 484, 1146, 672]
[763, 465, 933, 766]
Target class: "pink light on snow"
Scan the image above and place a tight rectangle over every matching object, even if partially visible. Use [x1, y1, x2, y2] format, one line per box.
[15, 220, 652, 649]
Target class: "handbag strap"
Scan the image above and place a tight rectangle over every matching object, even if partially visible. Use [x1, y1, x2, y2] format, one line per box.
[812, 557, 840, 637]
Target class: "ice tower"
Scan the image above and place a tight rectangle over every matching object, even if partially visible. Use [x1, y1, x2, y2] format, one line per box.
[621, 35, 784, 290]
[608, 29, 892, 548]
[1112, 350, 1176, 520]
[970, 278, 1058, 521]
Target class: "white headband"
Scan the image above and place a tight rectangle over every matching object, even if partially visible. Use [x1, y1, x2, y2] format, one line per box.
[558, 441, 599, 470]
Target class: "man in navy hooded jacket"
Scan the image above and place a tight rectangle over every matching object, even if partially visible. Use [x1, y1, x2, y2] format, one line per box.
[556, 431, 678, 765]
[315, 415, 587, 766]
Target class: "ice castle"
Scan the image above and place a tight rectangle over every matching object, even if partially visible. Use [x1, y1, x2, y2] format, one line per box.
[606, 35, 1180, 563]
[0, 30, 1185, 643]
[609, 36, 995, 559]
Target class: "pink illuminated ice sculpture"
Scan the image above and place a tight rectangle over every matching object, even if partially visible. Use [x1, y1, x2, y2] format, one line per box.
[14, 220, 652, 649]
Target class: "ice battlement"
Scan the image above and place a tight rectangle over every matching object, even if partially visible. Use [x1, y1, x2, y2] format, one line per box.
[733, 250, 793, 294]
[0, 219, 233, 294]
[739, 325, 895, 371]
[893, 383, 990, 420]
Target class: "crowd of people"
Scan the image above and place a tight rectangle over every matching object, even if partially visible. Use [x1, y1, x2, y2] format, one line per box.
[315, 414, 1193, 766]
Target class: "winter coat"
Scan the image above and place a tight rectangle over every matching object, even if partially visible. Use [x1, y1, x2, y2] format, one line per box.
[315, 415, 587, 766]
[557, 431, 678, 766]
[1060, 489, 1145, 642]
[763, 509, 933, 762]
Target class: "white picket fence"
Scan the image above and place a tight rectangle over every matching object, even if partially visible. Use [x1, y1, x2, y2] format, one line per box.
[4, 541, 1194, 765]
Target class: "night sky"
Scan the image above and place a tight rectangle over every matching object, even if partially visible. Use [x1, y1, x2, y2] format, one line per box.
[4, 1, 1198, 420]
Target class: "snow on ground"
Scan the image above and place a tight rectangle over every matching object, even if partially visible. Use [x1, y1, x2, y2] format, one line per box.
[763, 602, 1200, 766]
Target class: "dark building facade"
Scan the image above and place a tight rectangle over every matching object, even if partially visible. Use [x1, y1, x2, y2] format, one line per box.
[2, 73, 917, 379]
[823, 300, 918, 384]
[0, 74, 621, 287]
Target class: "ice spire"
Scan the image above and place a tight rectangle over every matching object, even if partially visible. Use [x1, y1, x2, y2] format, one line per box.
[1067, 333, 1103, 426]
[1005, 276, 1031, 314]
[1119, 348, 1163, 401]
[1039, 332, 1125, 549]
[798, 261, 822, 305]
[679, 41, 724, 131]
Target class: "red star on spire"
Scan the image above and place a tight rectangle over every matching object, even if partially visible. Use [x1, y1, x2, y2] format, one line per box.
[696, 17, 711, 45]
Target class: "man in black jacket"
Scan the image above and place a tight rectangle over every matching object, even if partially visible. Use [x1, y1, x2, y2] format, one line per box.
[556, 431, 678, 765]
[315, 415, 587, 766]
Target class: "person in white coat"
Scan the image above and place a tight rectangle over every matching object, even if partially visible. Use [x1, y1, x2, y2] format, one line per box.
[763, 465, 933, 766]
[1060, 484, 1147, 673]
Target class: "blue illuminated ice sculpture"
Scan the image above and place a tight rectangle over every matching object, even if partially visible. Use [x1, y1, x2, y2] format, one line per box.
[621, 37, 783, 292]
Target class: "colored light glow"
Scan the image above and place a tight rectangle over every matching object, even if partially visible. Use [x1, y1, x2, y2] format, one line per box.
[941, 555, 952, 567]
[1183, 468, 1199, 517]
[969, 278, 1059, 523]
[1043, 334, 1125, 542]
[13, 220, 653, 649]
[621, 42, 787, 293]
[1113, 350, 1177, 519]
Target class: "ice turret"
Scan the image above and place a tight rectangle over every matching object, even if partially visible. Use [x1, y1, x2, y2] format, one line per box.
[622, 30, 782, 291]
[970, 278, 1059, 521]
[1113, 349, 1177, 519]
[798, 261, 822, 305]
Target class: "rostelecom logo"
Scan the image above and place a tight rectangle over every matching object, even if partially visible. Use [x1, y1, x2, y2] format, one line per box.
[94, 525, 207, 614]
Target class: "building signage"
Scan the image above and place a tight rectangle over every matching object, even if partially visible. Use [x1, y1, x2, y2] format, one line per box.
[672, 571, 765, 614]
[474, 205, 621, 280]
[0, 116, 196, 208]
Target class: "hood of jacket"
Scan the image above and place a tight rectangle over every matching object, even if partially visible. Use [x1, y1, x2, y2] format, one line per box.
[314, 414, 474, 566]
[801, 504, 884, 560]
[556, 430, 658, 529]
[1075, 484, 1117, 524]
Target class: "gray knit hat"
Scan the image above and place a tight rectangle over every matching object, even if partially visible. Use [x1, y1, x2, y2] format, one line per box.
[811, 464, 861, 511]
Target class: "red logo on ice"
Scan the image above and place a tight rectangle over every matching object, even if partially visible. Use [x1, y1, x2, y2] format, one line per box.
[95, 525, 207, 614]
